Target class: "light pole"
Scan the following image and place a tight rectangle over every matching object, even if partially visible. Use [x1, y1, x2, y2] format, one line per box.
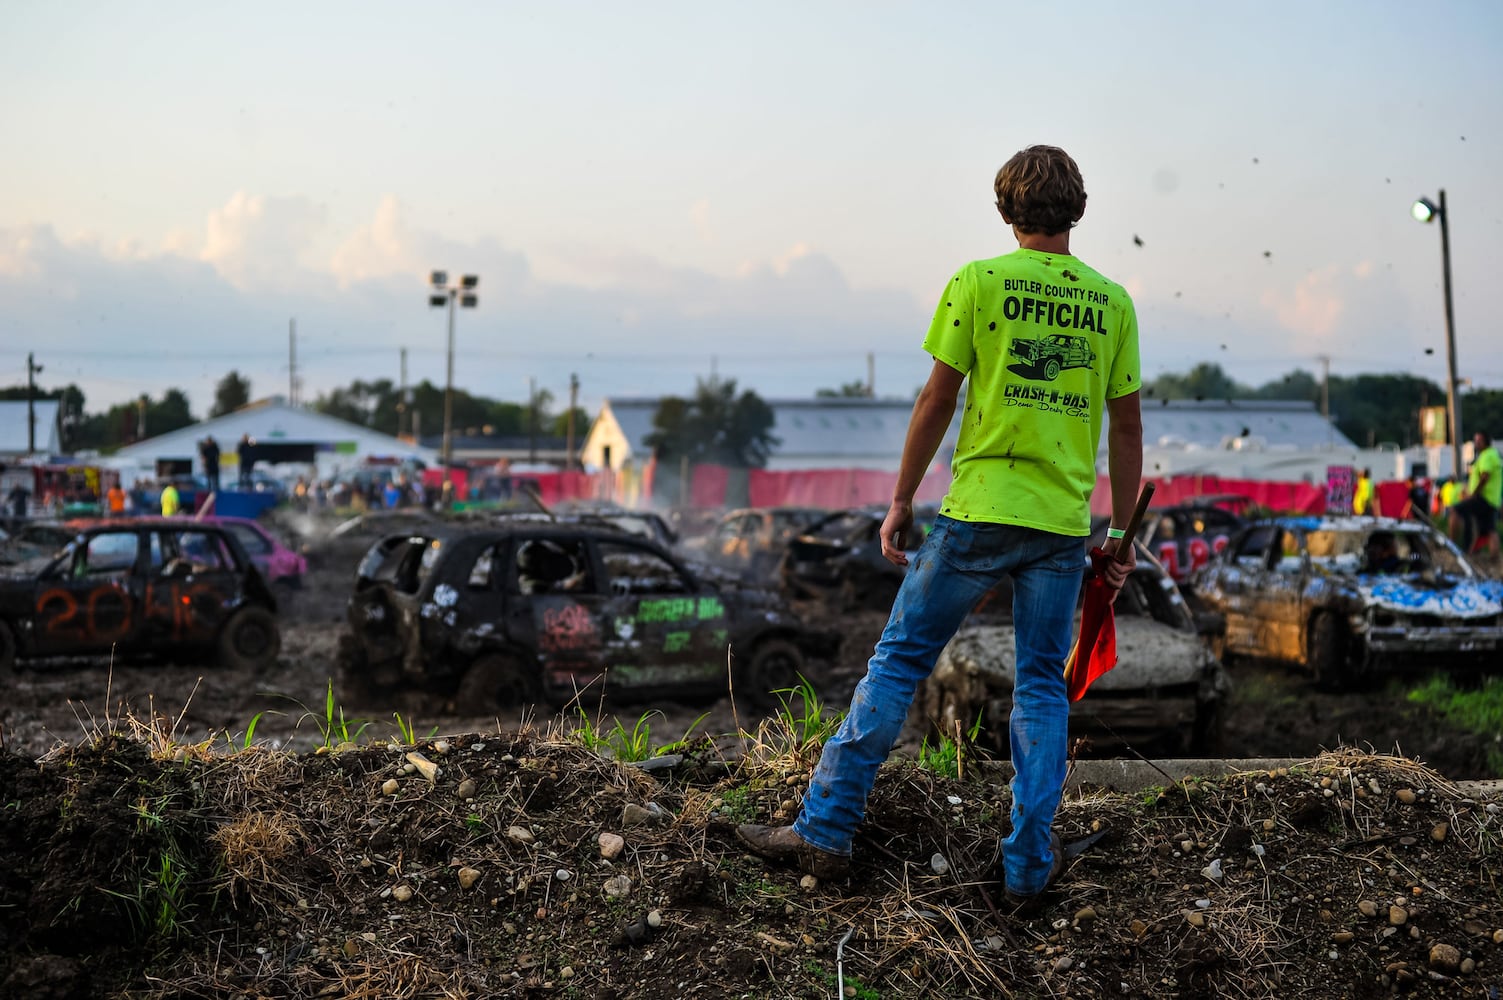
[428, 271, 479, 498]
[1411, 191, 1462, 478]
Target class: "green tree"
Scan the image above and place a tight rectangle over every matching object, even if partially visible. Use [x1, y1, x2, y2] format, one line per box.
[211, 371, 252, 417]
[816, 380, 872, 398]
[1326, 374, 1444, 448]
[1461, 389, 1503, 443]
[148, 389, 195, 437]
[1250, 368, 1321, 403]
[1145, 363, 1249, 401]
[647, 378, 779, 467]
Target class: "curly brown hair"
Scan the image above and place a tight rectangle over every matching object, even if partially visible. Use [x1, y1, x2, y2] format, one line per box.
[994, 146, 1087, 235]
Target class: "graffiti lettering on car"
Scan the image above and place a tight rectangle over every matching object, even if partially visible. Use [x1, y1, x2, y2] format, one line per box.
[540, 602, 599, 654]
[37, 585, 134, 642]
[35, 580, 229, 642]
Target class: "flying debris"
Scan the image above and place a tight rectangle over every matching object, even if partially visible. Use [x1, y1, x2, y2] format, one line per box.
[1132, 235, 1144, 248]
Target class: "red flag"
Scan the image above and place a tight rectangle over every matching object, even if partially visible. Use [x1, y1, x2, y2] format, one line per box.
[1063, 482, 1155, 702]
[1064, 546, 1119, 702]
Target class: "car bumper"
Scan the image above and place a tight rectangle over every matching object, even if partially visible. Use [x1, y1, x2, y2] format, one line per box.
[1362, 626, 1503, 658]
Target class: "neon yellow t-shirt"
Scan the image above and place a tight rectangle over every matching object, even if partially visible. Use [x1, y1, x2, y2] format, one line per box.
[161, 485, 181, 516]
[1353, 476, 1373, 515]
[922, 249, 1140, 535]
[1469, 446, 1502, 509]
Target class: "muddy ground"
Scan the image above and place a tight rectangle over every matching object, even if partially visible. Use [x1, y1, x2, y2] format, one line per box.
[3, 512, 1503, 998]
[1, 510, 1498, 781]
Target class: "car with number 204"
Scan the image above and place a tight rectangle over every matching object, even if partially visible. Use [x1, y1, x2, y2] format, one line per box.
[1197, 516, 1503, 689]
[0, 518, 280, 673]
[336, 524, 840, 710]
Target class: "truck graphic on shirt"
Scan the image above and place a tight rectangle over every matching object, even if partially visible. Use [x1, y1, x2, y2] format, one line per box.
[1008, 333, 1096, 381]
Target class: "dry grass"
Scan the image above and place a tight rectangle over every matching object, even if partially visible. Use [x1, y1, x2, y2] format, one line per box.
[4, 730, 1500, 999]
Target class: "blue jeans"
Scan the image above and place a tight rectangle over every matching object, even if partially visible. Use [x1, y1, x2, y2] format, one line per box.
[793, 515, 1085, 896]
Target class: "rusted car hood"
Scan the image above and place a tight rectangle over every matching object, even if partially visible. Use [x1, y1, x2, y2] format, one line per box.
[938, 617, 1209, 692]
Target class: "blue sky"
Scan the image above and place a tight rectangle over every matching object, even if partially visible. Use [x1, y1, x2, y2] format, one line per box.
[2, 1, 1500, 420]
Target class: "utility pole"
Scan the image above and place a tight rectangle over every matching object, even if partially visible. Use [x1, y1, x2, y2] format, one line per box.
[867, 351, 875, 397]
[566, 372, 579, 471]
[528, 376, 538, 464]
[428, 272, 479, 497]
[288, 319, 298, 405]
[26, 353, 43, 455]
[398, 347, 409, 439]
[1317, 354, 1331, 447]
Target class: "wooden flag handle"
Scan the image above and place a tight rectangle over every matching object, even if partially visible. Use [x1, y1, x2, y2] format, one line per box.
[1112, 482, 1157, 564]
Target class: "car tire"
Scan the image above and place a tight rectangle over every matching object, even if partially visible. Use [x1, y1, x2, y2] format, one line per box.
[1043, 359, 1062, 381]
[458, 652, 542, 712]
[1308, 613, 1347, 691]
[217, 606, 281, 671]
[736, 638, 805, 710]
[0, 620, 15, 673]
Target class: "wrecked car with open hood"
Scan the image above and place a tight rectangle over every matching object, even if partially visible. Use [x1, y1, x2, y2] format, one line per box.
[1197, 516, 1503, 689]
[912, 531, 1229, 756]
[336, 523, 840, 711]
[779, 505, 935, 611]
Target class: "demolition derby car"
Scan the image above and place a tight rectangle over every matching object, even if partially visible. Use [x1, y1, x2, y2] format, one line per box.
[913, 530, 1230, 756]
[0, 519, 280, 672]
[780, 505, 936, 611]
[1197, 516, 1503, 689]
[336, 524, 840, 710]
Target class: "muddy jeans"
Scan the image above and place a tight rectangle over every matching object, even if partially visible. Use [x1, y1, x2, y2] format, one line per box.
[793, 515, 1085, 896]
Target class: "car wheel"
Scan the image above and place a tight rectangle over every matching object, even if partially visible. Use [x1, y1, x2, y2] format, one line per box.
[458, 653, 542, 712]
[1043, 359, 1062, 381]
[217, 606, 281, 671]
[1308, 613, 1347, 691]
[0, 620, 15, 673]
[736, 638, 805, 710]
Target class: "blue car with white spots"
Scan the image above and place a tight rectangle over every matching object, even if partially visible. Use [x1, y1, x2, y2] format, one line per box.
[1198, 516, 1503, 689]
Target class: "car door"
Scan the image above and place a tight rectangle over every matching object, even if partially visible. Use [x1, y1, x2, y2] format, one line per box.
[32, 529, 143, 655]
[144, 528, 240, 647]
[1214, 524, 1278, 656]
[594, 537, 727, 691]
[1263, 527, 1308, 662]
[508, 534, 606, 695]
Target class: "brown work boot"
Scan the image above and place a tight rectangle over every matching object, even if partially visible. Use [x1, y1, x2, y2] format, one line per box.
[735, 824, 850, 880]
[1001, 830, 1066, 917]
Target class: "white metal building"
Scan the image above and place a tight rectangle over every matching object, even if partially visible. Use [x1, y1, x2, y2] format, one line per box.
[108, 398, 437, 484]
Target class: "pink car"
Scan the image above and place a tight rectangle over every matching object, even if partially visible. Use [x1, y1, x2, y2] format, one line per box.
[203, 516, 308, 587]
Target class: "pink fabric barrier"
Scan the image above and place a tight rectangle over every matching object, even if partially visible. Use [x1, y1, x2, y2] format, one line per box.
[746, 467, 950, 509]
[1088, 474, 1330, 517]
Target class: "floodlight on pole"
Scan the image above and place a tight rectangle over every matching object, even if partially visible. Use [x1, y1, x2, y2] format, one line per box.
[427, 272, 480, 502]
[1411, 190, 1462, 478]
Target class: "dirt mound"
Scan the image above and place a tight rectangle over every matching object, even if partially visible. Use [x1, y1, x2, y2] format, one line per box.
[2, 727, 1500, 998]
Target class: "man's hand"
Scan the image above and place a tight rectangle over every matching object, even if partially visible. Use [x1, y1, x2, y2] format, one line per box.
[1101, 535, 1136, 602]
[880, 499, 916, 566]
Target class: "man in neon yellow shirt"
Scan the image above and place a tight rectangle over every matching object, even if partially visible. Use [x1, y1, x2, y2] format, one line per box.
[738, 146, 1142, 912]
[1353, 468, 1375, 516]
[1450, 431, 1500, 555]
[160, 481, 181, 517]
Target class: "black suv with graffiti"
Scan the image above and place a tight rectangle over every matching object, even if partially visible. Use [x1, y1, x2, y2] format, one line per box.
[335, 524, 839, 710]
[0, 518, 280, 673]
[1008, 333, 1097, 381]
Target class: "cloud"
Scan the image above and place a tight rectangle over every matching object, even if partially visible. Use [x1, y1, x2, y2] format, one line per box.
[0, 200, 930, 413]
[690, 198, 713, 243]
[1260, 265, 1349, 339]
[199, 192, 328, 291]
[329, 195, 421, 287]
